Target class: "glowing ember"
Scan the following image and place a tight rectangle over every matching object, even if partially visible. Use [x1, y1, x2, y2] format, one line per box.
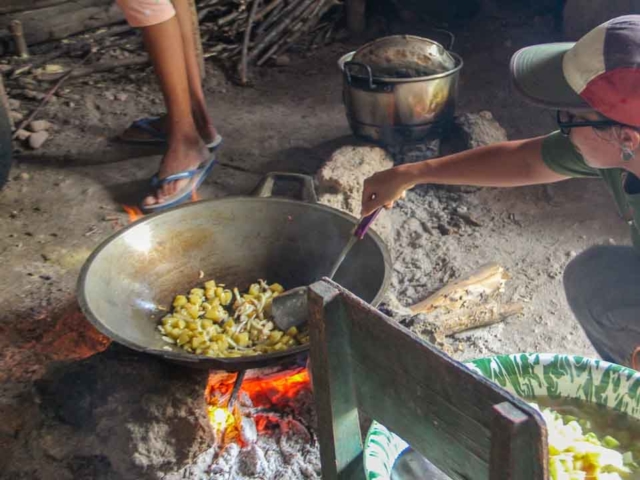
[122, 205, 144, 223]
[191, 188, 199, 202]
[206, 367, 312, 445]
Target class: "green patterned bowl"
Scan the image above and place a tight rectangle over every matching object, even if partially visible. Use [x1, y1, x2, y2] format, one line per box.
[363, 353, 640, 480]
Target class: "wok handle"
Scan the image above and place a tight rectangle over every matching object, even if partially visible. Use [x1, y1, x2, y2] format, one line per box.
[252, 172, 318, 203]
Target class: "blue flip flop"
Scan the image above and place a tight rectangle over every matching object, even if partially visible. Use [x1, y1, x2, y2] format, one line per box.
[140, 153, 217, 213]
[121, 116, 224, 150]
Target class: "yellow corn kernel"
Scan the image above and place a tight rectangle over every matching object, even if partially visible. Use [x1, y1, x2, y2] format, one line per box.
[215, 286, 224, 299]
[190, 288, 205, 297]
[187, 321, 199, 331]
[270, 283, 284, 294]
[188, 294, 202, 307]
[167, 328, 181, 340]
[185, 304, 200, 319]
[201, 319, 214, 330]
[205, 307, 225, 322]
[191, 336, 205, 349]
[204, 280, 216, 290]
[177, 319, 187, 329]
[202, 302, 212, 311]
[232, 332, 250, 347]
[268, 331, 283, 345]
[205, 288, 216, 300]
[217, 338, 229, 351]
[220, 290, 233, 306]
[173, 295, 188, 307]
[162, 316, 175, 327]
[177, 332, 191, 345]
[286, 327, 298, 337]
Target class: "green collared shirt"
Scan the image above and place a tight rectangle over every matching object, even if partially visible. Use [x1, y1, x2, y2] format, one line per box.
[541, 131, 640, 248]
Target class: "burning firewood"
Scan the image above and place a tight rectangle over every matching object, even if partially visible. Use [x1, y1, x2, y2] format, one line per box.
[407, 263, 522, 340]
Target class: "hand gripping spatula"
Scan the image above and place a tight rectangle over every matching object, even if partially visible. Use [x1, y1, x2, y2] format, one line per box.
[270, 208, 382, 331]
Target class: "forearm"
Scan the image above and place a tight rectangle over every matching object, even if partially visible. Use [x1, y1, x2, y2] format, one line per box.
[397, 136, 569, 189]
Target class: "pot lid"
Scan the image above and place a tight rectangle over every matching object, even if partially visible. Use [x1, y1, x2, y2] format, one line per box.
[353, 35, 456, 79]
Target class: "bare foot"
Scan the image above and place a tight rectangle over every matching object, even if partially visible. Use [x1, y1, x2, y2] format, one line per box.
[142, 135, 210, 208]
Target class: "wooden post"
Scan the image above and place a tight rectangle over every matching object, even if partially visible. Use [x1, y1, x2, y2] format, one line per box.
[187, 0, 205, 80]
[308, 281, 365, 480]
[9, 20, 29, 58]
[346, 0, 366, 36]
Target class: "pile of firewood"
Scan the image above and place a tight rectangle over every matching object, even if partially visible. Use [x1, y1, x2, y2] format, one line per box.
[196, 0, 342, 82]
[0, 0, 344, 85]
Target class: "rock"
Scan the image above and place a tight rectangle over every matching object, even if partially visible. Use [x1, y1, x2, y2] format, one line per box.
[104, 91, 115, 101]
[455, 111, 508, 149]
[22, 90, 46, 101]
[237, 444, 267, 476]
[15, 129, 31, 141]
[10, 111, 23, 123]
[28, 131, 50, 149]
[29, 120, 52, 132]
[8, 98, 21, 110]
[274, 55, 291, 66]
[116, 92, 129, 102]
[18, 172, 30, 181]
[563, 0, 640, 40]
[315, 146, 395, 250]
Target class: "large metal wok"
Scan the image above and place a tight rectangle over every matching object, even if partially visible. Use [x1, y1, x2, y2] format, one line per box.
[78, 173, 391, 371]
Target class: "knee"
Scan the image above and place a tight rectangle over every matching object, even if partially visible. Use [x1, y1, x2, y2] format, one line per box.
[563, 246, 610, 298]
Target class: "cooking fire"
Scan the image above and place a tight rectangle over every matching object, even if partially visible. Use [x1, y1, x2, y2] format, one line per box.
[205, 365, 320, 479]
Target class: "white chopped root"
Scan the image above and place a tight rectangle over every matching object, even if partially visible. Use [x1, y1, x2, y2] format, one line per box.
[161, 336, 175, 344]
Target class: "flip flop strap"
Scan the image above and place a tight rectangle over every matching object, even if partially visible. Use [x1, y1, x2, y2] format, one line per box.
[131, 117, 165, 140]
[150, 165, 203, 188]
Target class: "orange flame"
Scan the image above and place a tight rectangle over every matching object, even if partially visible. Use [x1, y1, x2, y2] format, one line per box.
[122, 205, 144, 223]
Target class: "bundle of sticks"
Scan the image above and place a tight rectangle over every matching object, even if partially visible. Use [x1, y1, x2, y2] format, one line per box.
[196, 0, 342, 83]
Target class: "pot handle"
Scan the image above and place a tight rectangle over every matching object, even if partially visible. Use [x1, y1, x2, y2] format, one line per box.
[433, 28, 455, 51]
[252, 172, 318, 203]
[344, 61, 375, 90]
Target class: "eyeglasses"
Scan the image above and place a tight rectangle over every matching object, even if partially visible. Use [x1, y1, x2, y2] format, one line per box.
[556, 110, 619, 136]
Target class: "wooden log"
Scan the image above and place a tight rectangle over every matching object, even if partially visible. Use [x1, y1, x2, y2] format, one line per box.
[9, 20, 29, 58]
[0, 0, 69, 16]
[0, 0, 125, 46]
[188, 0, 206, 80]
[409, 263, 509, 314]
[420, 301, 524, 338]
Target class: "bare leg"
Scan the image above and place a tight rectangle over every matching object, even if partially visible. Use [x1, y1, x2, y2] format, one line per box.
[141, 16, 209, 207]
[172, 0, 217, 143]
[122, 0, 217, 145]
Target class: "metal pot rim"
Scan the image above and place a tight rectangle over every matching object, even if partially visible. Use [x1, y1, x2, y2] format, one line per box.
[77, 196, 393, 370]
[338, 50, 464, 83]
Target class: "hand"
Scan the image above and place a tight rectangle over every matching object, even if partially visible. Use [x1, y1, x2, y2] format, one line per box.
[361, 166, 413, 216]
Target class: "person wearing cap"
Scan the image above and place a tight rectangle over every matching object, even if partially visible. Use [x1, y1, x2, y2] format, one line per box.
[361, 15, 640, 368]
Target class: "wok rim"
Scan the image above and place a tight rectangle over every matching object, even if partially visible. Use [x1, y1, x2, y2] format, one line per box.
[77, 195, 392, 371]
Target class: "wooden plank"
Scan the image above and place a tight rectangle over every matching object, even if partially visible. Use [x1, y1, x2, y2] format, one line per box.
[317, 279, 548, 480]
[490, 402, 548, 480]
[0, 0, 124, 46]
[0, 0, 69, 16]
[308, 281, 364, 480]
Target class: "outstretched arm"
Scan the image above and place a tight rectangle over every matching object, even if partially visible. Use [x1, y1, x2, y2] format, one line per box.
[361, 136, 569, 216]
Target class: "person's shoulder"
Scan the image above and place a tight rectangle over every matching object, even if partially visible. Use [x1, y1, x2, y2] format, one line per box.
[541, 131, 600, 178]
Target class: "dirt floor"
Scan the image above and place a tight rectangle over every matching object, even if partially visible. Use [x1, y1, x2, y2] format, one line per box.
[0, 2, 633, 474]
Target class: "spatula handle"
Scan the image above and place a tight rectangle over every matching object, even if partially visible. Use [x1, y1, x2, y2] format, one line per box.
[354, 208, 382, 239]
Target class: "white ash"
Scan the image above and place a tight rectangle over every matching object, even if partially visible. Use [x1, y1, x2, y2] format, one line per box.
[168, 386, 320, 480]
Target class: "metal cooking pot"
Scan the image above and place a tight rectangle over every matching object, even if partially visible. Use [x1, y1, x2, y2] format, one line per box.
[338, 34, 463, 145]
[78, 173, 391, 371]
